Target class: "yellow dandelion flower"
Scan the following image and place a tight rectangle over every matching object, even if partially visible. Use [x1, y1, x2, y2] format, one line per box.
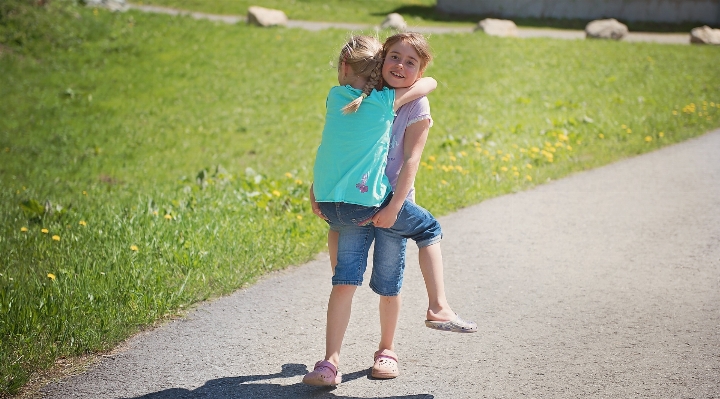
[511, 166, 518, 171]
[526, 163, 532, 169]
[21, 227, 28, 232]
[441, 180, 448, 185]
[672, 110, 678, 115]
[153, 210, 158, 216]
[296, 215, 303, 220]
[82, 191, 88, 196]
[295, 179, 303, 185]
[497, 150, 503, 155]
[421, 162, 428, 167]
[566, 145, 573, 151]
[598, 133, 605, 139]
[428, 156, 436, 162]
[460, 151, 468, 157]
[645, 136, 652, 142]
[272, 190, 281, 197]
[79, 220, 87, 226]
[490, 156, 496, 161]
[520, 148, 527, 153]
[449, 155, 457, 162]
[41, 228, 49, 234]
[52, 235, 60, 241]
[531, 147, 540, 153]
[454, 165, 463, 172]
[426, 165, 434, 170]
[621, 124, 627, 129]
[526, 175, 532, 181]
[500, 166, 508, 172]
[164, 214, 172, 220]
[626, 129, 632, 134]
[483, 150, 490, 156]
[285, 172, 293, 178]
[711, 102, 715, 107]
[130, 245, 139, 251]
[558, 134, 568, 142]
[513, 171, 520, 177]
[47, 273, 56, 280]
[659, 132, 664, 137]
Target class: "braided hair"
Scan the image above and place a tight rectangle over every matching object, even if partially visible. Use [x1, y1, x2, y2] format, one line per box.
[338, 36, 384, 114]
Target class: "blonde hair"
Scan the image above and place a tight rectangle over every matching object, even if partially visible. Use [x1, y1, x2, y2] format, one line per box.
[382, 32, 433, 73]
[338, 36, 384, 114]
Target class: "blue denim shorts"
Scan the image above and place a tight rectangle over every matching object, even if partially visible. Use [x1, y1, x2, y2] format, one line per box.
[318, 196, 442, 296]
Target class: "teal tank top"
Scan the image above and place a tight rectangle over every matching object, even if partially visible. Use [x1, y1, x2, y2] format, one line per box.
[313, 85, 396, 207]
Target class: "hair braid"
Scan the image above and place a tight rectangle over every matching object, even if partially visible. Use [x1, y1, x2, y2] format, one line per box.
[341, 57, 382, 114]
[339, 36, 383, 114]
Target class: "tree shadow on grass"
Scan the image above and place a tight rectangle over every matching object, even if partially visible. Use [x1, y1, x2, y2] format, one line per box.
[122, 363, 434, 399]
[372, 4, 705, 32]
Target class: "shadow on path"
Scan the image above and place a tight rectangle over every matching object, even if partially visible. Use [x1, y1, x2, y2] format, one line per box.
[122, 364, 434, 399]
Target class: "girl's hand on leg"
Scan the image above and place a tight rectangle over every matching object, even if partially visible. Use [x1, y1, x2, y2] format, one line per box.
[372, 205, 401, 228]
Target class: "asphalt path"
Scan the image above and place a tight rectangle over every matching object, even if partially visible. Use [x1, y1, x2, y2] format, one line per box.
[38, 129, 720, 398]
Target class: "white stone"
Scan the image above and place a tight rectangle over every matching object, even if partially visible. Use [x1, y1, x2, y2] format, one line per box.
[247, 6, 288, 27]
[380, 13, 407, 31]
[690, 25, 720, 45]
[474, 18, 518, 37]
[585, 18, 628, 40]
[85, 0, 128, 12]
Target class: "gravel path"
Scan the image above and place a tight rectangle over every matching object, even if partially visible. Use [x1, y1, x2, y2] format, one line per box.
[39, 127, 720, 398]
[127, 4, 691, 44]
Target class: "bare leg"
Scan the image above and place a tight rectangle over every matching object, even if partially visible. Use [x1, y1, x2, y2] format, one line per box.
[378, 295, 401, 352]
[325, 284, 357, 367]
[418, 243, 456, 322]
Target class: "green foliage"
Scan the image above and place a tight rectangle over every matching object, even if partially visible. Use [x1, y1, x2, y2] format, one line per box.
[0, 6, 719, 396]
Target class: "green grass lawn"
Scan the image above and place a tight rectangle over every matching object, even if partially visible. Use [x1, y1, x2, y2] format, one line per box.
[1, 3, 719, 396]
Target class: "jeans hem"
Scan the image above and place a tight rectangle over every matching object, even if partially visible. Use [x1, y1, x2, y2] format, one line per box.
[416, 234, 442, 249]
[332, 280, 362, 286]
[370, 282, 401, 297]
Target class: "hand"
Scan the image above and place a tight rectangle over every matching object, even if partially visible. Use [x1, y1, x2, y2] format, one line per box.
[371, 206, 400, 228]
[312, 205, 328, 220]
[309, 183, 328, 220]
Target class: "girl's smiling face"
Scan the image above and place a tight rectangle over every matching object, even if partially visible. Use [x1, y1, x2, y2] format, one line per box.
[382, 40, 424, 89]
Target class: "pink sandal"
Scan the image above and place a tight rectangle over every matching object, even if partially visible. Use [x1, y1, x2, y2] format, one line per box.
[371, 349, 399, 379]
[302, 360, 342, 386]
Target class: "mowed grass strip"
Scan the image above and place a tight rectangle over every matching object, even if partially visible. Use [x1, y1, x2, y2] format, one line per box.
[1, 6, 719, 396]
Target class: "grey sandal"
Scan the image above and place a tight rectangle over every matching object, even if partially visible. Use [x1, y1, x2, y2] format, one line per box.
[425, 314, 477, 333]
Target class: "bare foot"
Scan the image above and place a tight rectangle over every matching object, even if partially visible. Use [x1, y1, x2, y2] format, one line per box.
[426, 306, 456, 322]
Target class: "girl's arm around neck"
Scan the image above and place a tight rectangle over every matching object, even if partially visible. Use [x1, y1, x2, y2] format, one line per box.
[392, 77, 437, 112]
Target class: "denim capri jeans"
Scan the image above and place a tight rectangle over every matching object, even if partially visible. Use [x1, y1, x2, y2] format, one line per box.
[318, 195, 442, 296]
